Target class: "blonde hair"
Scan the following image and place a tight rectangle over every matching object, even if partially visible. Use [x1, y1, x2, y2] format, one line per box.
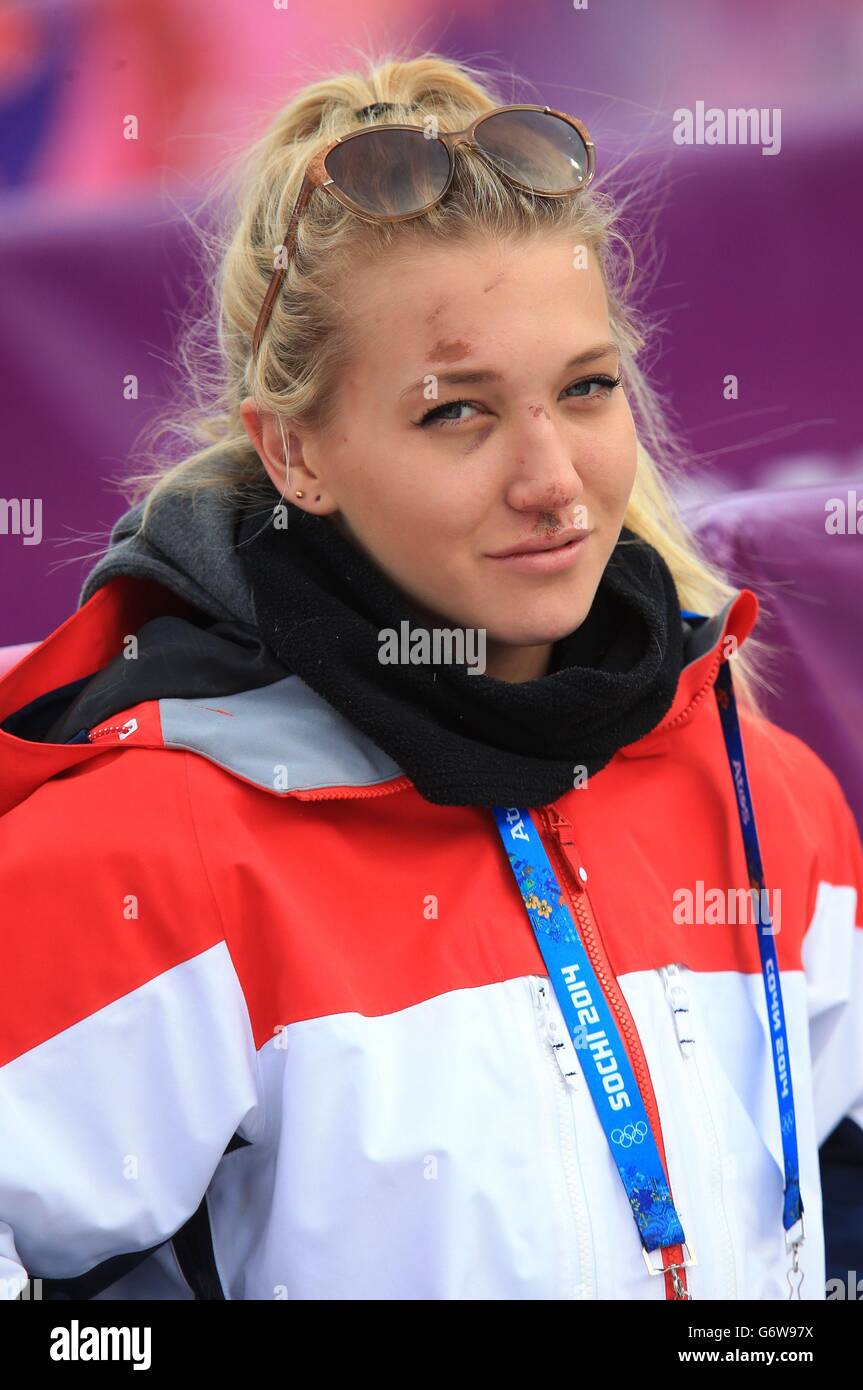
[121, 49, 772, 709]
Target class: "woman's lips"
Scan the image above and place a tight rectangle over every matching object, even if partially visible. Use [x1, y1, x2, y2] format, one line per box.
[485, 533, 590, 573]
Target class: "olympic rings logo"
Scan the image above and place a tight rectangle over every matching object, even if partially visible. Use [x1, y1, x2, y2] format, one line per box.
[611, 1122, 648, 1148]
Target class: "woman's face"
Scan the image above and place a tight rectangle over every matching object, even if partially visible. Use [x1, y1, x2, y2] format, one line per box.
[244, 232, 638, 680]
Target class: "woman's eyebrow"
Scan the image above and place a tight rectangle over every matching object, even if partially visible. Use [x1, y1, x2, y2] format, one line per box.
[398, 342, 619, 399]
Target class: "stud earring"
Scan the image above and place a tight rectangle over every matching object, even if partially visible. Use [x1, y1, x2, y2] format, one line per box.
[295, 490, 305, 498]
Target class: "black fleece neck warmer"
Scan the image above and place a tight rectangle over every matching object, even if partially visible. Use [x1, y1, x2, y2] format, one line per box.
[236, 501, 685, 809]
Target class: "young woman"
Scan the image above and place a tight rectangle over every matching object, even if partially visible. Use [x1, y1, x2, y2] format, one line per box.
[1, 54, 861, 1303]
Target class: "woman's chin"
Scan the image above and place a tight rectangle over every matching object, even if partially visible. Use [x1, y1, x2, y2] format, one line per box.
[479, 619, 587, 649]
[479, 596, 598, 648]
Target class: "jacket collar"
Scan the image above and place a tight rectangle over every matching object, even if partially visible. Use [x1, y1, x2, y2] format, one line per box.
[0, 577, 760, 815]
[617, 588, 760, 759]
[0, 578, 197, 815]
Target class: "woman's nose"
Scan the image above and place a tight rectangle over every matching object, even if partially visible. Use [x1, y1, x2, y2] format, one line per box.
[506, 411, 585, 511]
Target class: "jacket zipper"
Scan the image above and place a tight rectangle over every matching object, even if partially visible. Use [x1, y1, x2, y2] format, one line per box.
[660, 964, 737, 1298]
[288, 777, 414, 803]
[661, 647, 724, 734]
[88, 717, 139, 742]
[539, 803, 691, 1301]
[530, 976, 596, 1298]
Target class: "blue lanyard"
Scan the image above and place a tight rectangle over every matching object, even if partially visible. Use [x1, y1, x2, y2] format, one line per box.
[490, 803, 688, 1257]
[711, 657, 803, 1238]
[492, 622, 803, 1275]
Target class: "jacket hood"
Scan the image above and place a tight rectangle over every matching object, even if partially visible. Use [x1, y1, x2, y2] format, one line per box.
[78, 488, 258, 626]
[0, 488, 760, 817]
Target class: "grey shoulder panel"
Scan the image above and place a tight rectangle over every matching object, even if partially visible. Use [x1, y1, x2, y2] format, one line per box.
[160, 674, 404, 793]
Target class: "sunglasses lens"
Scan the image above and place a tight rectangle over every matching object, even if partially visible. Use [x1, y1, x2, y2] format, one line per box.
[325, 128, 451, 216]
[474, 109, 591, 193]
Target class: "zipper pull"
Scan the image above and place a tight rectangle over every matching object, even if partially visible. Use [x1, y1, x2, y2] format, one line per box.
[541, 806, 587, 893]
[661, 963, 695, 1058]
[544, 805, 571, 833]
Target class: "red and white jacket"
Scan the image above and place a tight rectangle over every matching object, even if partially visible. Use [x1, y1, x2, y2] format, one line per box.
[0, 575, 861, 1300]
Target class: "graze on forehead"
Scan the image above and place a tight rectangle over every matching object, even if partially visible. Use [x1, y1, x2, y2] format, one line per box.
[428, 339, 474, 363]
[483, 269, 506, 293]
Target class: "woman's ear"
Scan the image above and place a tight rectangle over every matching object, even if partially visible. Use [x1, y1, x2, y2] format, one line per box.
[239, 396, 286, 492]
[239, 397, 337, 512]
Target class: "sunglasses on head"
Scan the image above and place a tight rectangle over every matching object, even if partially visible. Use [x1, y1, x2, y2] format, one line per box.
[251, 102, 596, 356]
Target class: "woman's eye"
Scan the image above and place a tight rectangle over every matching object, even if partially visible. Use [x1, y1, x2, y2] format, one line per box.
[563, 373, 622, 401]
[417, 399, 481, 428]
[415, 374, 622, 428]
